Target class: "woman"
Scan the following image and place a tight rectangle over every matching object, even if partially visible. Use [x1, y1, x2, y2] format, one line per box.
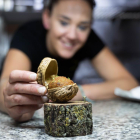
[0, 0, 138, 122]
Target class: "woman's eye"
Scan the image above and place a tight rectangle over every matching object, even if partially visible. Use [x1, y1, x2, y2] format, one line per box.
[60, 21, 68, 26]
[79, 26, 88, 31]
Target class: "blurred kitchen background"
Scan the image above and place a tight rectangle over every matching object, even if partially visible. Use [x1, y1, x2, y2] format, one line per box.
[0, 0, 140, 83]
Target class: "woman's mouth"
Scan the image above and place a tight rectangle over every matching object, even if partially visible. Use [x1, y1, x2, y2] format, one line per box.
[61, 41, 75, 50]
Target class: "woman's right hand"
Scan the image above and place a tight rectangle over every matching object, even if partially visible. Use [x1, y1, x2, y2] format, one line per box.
[3, 70, 48, 122]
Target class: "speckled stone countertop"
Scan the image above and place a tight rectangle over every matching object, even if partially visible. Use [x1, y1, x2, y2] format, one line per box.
[0, 99, 140, 140]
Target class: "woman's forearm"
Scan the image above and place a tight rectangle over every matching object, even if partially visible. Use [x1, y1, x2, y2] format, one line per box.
[82, 77, 139, 100]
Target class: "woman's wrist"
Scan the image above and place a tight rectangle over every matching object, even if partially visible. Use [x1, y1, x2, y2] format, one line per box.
[78, 85, 86, 100]
[78, 85, 93, 102]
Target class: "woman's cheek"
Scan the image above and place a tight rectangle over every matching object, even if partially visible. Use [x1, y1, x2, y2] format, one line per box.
[78, 32, 89, 44]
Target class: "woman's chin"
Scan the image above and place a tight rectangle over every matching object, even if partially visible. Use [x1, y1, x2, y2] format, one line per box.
[59, 52, 74, 59]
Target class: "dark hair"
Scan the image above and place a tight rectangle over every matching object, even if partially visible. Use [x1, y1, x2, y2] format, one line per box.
[45, 0, 96, 12]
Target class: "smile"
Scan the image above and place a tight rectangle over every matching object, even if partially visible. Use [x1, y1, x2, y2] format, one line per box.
[61, 41, 75, 50]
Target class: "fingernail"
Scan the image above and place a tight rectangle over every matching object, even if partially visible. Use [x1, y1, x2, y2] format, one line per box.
[30, 74, 37, 80]
[38, 87, 46, 94]
[41, 96, 49, 103]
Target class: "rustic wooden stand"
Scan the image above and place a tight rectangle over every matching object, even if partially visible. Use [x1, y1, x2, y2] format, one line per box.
[44, 101, 93, 137]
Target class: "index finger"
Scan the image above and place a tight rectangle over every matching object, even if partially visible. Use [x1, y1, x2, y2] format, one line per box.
[9, 70, 37, 84]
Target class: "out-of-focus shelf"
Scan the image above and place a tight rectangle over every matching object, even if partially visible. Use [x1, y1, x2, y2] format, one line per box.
[0, 0, 45, 23]
[1, 1, 140, 24]
[94, 6, 140, 20]
[1, 11, 42, 23]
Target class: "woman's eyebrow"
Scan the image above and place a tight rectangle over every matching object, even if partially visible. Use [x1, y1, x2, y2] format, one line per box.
[58, 15, 91, 24]
[58, 15, 70, 20]
[80, 21, 91, 24]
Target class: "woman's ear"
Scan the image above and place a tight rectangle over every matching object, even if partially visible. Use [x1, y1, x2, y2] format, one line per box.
[42, 9, 51, 30]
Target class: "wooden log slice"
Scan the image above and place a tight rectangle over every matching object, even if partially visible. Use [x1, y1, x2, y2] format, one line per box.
[44, 101, 93, 137]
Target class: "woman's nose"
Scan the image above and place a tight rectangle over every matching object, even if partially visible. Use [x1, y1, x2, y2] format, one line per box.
[67, 26, 77, 40]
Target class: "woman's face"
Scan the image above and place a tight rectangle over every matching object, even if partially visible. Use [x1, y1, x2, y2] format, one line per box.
[45, 0, 92, 59]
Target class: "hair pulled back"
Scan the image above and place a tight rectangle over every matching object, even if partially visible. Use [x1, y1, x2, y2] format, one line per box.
[45, 0, 96, 12]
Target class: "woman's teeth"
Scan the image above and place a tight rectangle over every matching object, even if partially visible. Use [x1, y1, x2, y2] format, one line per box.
[65, 43, 72, 48]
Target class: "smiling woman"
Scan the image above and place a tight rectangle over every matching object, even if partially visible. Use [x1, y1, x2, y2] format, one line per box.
[0, 0, 138, 122]
[43, 0, 94, 59]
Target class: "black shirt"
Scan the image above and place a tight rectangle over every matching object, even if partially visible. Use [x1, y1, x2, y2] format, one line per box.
[10, 20, 104, 79]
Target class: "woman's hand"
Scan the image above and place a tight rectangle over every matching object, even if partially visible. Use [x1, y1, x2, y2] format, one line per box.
[3, 70, 48, 122]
